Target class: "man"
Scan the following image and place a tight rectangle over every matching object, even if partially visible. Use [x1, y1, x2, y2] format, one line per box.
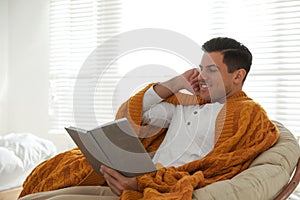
[100, 37, 278, 197]
[19, 37, 279, 200]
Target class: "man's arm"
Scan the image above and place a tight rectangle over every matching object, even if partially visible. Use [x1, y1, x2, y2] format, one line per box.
[153, 68, 200, 99]
[141, 68, 200, 128]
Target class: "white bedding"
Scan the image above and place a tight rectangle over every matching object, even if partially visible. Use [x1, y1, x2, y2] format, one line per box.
[0, 133, 56, 191]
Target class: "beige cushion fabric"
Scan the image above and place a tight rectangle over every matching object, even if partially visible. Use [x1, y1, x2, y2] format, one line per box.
[193, 121, 300, 200]
[0, 187, 22, 200]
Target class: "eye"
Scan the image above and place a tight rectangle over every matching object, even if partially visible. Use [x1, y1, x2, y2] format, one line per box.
[207, 65, 218, 72]
[208, 67, 218, 72]
[198, 65, 203, 71]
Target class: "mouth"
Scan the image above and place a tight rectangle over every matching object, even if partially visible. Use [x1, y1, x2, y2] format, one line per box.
[200, 83, 208, 88]
[199, 83, 210, 91]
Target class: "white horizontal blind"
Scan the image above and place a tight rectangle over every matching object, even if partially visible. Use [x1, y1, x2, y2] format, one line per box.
[49, 0, 121, 133]
[49, 0, 300, 137]
[207, 0, 300, 136]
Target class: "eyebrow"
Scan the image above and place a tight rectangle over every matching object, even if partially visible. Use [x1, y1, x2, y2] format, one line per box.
[198, 64, 219, 69]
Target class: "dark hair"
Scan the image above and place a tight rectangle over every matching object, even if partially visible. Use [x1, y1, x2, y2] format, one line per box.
[202, 37, 252, 82]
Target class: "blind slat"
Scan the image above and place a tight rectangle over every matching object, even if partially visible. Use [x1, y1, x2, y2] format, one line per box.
[49, 0, 121, 132]
[208, 0, 300, 136]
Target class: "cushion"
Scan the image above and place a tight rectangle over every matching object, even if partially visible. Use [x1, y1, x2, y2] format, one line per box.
[192, 121, 300, 200]
[0, 133, 56, 169]
[0, 133, 57, 190]
[0, 147, 24, 184]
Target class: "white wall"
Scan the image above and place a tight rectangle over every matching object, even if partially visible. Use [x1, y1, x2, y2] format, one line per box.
[0, 0, 9, 135]
[3, 0, 75, 151]
[7, 0, 49, 136]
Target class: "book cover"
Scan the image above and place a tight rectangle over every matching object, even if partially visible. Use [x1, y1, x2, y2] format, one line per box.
[65, 118, 157, 177]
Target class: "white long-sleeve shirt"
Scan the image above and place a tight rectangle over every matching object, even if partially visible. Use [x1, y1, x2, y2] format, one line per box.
[142, 86, 224, 167]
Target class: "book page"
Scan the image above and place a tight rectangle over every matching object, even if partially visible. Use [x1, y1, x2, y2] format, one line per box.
[66, 127, 113, 171]
[90, 118, 157, 177]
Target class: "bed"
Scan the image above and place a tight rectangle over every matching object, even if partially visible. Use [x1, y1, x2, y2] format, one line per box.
[0, 133, 56, 200]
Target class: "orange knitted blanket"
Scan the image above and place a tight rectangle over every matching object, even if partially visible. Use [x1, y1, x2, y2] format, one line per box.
[20, 84, 279, 199]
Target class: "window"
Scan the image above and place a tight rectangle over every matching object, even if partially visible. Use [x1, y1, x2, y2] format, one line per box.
[206, 0, 300, 136]
[49, 0, 300, 137]
[49, 0, 121, 133]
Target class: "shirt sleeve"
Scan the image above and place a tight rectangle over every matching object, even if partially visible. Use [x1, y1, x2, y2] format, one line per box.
[142, 85, 164, 111]
[142, 86, 175, 128]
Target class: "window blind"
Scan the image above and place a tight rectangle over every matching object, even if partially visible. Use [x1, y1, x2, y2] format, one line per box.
[49, 0, 121, 133]
[207, 0, 300, 136]
[49, 0, 300, 137]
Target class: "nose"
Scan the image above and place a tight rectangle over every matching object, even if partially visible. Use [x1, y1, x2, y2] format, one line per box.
[198, 70, 207, 81]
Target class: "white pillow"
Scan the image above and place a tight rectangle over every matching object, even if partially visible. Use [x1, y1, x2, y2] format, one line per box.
[0, 133, 57, 190]
[0, 133, 57, 170]
[0, 147, 25, 184]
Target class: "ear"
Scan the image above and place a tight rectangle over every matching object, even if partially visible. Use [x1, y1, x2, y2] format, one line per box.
[233, 69, 247, 84]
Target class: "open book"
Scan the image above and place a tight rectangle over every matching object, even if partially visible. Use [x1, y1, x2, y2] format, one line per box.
[65, 118, 157, 177]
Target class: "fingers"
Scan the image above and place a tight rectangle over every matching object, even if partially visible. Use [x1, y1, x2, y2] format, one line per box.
[191, 69, 200, 91]
[100, 165, 138, 196]
[101, 165, 123, 181]
[100, 166, 123, 195]
[155, 162, 164, 169]
[181, 68, 200, 93]
[190, 68, 200, 81]
[104, 173, 123, 196]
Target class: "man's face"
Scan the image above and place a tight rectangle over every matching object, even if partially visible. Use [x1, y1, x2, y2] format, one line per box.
[196, 52, 237, 103]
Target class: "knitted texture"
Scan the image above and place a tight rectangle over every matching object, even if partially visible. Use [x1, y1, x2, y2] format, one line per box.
[19, 148, 106, 197]
[19, 83, 279, 200]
